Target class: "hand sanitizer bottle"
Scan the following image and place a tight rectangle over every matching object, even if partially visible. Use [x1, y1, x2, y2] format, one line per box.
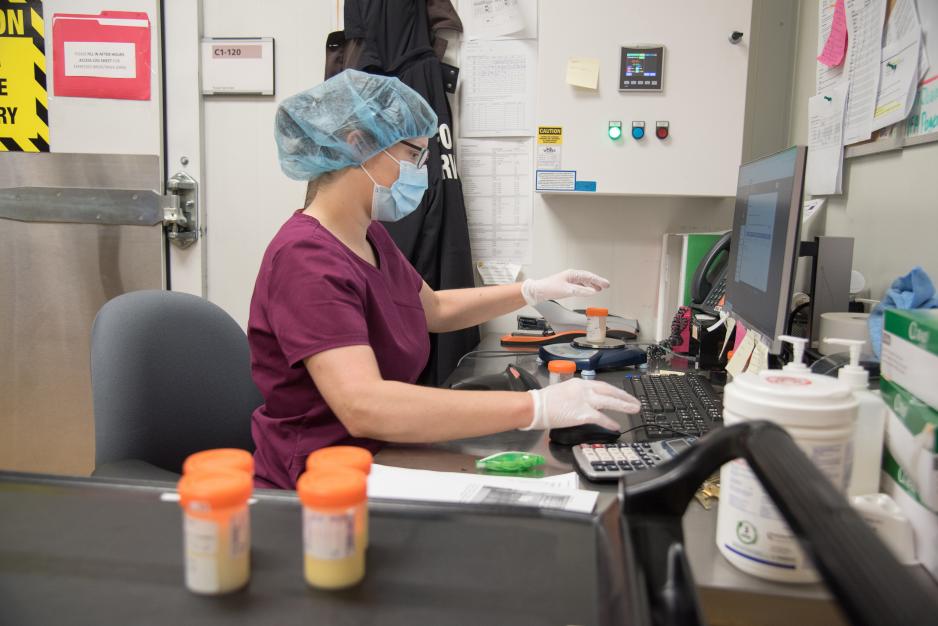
[826, 337, 888, 497]
[778, 335, 810, 372]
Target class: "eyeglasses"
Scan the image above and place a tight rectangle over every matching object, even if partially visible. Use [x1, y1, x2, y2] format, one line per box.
[400, 140, 430, 169]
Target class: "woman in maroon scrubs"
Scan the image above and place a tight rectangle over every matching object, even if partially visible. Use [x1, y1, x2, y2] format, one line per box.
[249, 70, 639, 489]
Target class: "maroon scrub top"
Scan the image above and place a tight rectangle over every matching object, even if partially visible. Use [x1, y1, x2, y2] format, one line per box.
[248, 211, 430, 489]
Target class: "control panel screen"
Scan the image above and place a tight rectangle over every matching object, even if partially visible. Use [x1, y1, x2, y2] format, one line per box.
[619, 46, 664, 91]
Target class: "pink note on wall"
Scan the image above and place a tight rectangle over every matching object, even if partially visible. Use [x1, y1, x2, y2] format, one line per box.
[818, 0, 848, 67]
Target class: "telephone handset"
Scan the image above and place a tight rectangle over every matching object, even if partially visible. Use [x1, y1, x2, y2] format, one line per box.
[690, 232, 731, 314]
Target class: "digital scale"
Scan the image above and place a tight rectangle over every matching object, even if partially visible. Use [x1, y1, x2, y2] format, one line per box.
[538, 337, 647, 376]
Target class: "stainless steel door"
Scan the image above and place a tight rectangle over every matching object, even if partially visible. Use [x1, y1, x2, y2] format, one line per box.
[0, 153, 164, 476]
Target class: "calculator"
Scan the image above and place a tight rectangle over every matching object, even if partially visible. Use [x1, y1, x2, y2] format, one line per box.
[572, 438, 696, 482]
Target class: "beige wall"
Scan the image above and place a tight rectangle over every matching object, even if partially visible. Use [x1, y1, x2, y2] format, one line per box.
[790, 1, 938, 300]
[483, 0, 799, 337]
[483, 195, 735, 337]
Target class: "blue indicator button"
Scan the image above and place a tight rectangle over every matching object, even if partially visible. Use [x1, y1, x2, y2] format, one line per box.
[632, 126, 645, 140]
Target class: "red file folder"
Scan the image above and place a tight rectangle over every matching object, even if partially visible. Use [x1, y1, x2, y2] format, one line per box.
[52, 11, 151, 100]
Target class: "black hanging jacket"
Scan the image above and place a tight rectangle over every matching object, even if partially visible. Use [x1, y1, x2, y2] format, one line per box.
[327, 0, 478, 387]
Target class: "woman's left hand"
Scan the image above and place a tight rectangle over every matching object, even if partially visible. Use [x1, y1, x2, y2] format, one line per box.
[521, 269, 610, 306]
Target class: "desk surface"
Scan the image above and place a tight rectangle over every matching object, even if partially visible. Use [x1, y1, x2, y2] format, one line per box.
[0, 472, 639, 626]
[373, 335, 924, 626]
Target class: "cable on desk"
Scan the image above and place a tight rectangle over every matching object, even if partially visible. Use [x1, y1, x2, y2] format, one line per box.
[618, 423, 697, 440]
[455, 350, 537, 368]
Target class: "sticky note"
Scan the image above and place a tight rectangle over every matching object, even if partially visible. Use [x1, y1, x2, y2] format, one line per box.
[726, 333, 756, 379]
[566, 57, 600, 90]
[748, 341, 769, 374]
[817, 0, 848, 67]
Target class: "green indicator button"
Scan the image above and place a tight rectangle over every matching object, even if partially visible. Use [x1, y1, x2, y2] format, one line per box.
[608, 121, 623, 140]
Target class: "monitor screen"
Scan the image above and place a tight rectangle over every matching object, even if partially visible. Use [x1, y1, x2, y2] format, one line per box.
[724, 146, 806, 352]
[619, 46, 664, 91]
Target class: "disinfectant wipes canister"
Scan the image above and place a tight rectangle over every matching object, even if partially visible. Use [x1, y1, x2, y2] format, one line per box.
[716, 371, 858, 583]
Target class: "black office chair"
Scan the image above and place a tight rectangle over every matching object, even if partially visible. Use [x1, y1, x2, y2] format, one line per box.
[90, 290, 261, 481]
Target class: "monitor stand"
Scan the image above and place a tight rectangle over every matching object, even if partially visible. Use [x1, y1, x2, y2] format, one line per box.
[799, 236, 854, 349]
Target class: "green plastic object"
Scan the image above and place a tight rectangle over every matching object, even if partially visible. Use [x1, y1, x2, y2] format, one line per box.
[475, 451, 546, 472]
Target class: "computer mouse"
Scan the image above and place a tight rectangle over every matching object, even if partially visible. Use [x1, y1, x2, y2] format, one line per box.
[549, 423, 622, 446]
[450, 364, 542, 392]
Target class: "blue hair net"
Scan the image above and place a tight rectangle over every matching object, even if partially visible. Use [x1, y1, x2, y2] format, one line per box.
[275, 69, 438, 181]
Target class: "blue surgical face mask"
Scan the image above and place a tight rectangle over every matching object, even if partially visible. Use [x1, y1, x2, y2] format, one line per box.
[360, 150, 428, 222]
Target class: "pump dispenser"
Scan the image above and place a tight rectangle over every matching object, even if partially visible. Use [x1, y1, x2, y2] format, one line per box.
[825, 337, 888, 497]
[779, 335, 809, 372]
[826, 338, 869, 390]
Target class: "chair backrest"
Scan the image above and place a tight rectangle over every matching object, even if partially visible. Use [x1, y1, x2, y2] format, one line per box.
[91, 290, 261, 473]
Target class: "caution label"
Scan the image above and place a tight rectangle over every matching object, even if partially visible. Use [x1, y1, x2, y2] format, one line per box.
[537, 126, 562, 145]
[0, 0, 49, 152]
[536, 125, 562, 169]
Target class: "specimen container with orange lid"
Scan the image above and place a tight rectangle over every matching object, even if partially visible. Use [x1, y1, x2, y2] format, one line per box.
[547, 359, 576, 385]
[306, 446, 373, 546]
[183, 448, 254, 476]
[177, 470, 252, 594]
[585, 307, 609, 343]
[305, 445, 373, 476]
[297, 467, 367, 589]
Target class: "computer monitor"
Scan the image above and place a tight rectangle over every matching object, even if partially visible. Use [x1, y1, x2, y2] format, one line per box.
[724, 146, 807, 354]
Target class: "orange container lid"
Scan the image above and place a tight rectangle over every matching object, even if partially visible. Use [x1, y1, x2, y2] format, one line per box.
[177, 470, 252, 510]
[548, 360, 577, 374]
[585, 307, 609, 317]
[297, 468, 367, 509]
[306, 446, 373, 475]
[183, 448, 254, 476]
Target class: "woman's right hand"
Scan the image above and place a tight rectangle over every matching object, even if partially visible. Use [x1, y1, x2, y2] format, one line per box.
[522, 378, 641, 431]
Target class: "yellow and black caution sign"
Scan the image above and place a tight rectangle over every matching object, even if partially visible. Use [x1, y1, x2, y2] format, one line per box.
[0, 0, 48, 152]
[537, 126, 562, 145]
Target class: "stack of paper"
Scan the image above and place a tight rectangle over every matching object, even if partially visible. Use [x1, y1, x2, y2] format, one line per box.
[812, 0, 928, 195]
[367, 464, 598, 514]
[806, 84, 849, 195]
[873, 0, 926, 132]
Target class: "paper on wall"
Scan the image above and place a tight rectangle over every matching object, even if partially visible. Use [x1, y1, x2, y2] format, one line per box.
[885, 0, 918, 43]
[462, 0, 537, 40]
[818, 0, 849, 67]
[802, 198, 827, 223]
[566, 57, 600, 89]
[535, 125, 562, 169]
[872, 34, 922, 131]
[883, 0, 928, 79]
[368, 465, 597, 514]
[476, 261, 522, 285]
[463, 0, 524, 39]
[460, 138, 533, 265]
[459, 39, 537, 137]
[806, 83, 849, 195]
[534, 170, 575, 191]
[842, 0, 888, 145]
[817, 0, 847, 93]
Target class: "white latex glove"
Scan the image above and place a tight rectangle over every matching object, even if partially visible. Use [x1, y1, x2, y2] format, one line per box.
[521, 269, 610, 306]
[522, 378, 641, 431]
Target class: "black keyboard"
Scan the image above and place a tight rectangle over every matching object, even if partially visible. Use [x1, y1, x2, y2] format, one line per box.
[622, 373, 723, 439]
